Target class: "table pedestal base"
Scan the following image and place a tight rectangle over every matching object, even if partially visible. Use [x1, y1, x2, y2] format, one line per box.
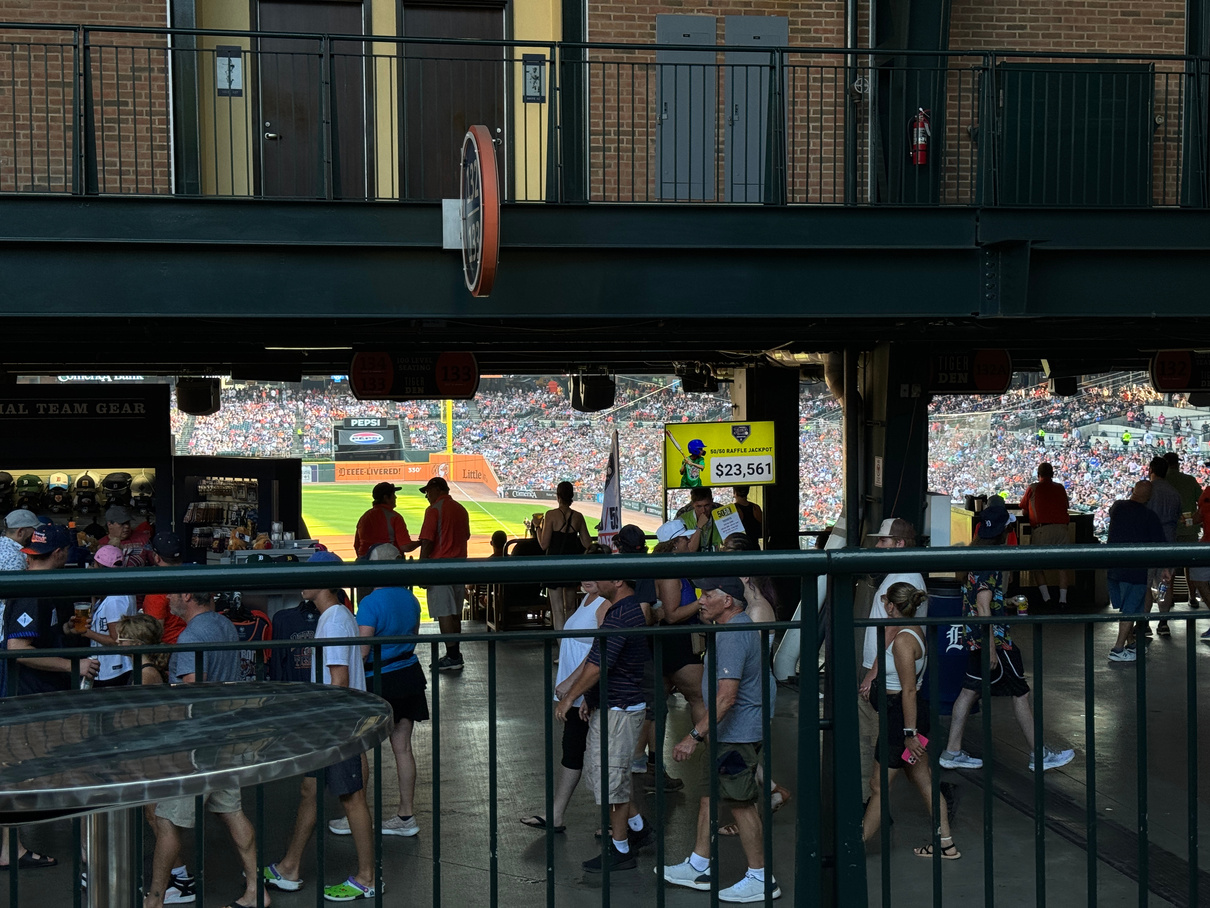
[86, 808, 138, 908]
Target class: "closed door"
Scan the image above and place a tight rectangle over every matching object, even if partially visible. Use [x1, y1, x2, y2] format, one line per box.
[257, 0, 367, 198]
[724, 16, 787, 202]
[656, 16, 717, 201]
[400, 3, 505, 201]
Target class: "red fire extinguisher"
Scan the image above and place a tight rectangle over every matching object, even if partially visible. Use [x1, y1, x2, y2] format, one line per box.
[909, 108, 931, 165]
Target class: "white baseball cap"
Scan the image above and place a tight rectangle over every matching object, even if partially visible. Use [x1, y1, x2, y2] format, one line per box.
[656, 518, 694, 543]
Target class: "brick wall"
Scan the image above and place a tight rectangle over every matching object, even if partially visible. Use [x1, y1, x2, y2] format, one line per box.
[0, 2, 171, 193]
[585, 0, 1190, 203]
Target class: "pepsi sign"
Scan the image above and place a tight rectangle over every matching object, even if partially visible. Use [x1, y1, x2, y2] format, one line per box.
[349, 432, 385, 445]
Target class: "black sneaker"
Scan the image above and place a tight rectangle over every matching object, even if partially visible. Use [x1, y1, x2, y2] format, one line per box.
[643, 772, 684, 794]
[629, 823, 655, 850]
[582, 843, 637, 873]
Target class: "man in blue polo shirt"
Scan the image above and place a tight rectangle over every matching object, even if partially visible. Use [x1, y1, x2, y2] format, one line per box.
[555, 576, 650, 873]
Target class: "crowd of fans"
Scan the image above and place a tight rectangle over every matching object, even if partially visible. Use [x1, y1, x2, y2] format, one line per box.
[168, 376, 1210, 536]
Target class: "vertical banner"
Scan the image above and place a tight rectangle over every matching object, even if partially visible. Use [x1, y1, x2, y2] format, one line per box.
[598, 430, 622, 547]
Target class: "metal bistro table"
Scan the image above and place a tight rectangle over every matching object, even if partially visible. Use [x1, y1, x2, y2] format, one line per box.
[0, 682, 392, 907]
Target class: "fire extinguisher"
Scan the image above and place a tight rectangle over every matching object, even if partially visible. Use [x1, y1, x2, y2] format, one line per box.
[909, 108, 931, 165]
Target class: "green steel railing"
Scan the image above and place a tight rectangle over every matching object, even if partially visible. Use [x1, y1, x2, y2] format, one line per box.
[1, 543, 1209, 906]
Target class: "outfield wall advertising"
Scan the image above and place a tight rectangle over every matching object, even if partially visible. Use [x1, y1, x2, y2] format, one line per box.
[329, 454, 499, 492]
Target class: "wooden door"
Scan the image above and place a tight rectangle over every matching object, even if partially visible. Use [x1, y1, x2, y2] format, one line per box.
[399, 3, 505, 201]
[257, 0, 367, 198]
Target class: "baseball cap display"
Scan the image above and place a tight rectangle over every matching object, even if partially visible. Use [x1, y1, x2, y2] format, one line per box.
[47, 472, 71, 490]
[75, 472, 98, 492]
[692, 576, 748, 606]
[21, 523, 73, 554]
[16, 474, 44, 496]
[102, 472, 133, 502]
[0, 472, 12, 494]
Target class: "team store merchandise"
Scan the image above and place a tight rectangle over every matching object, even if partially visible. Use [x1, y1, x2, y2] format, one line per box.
[0, 468, 157, 546]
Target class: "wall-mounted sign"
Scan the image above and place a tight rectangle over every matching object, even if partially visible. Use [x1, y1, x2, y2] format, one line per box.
[1151, 350, 1210, 392]
[349, 352, 480, 401]
[663, 421, 776, 489]
[460, 125, 500, 297]
[216, 46, 243, 97]
[927, 349, 1012, 394]
[522, 54, 546, 103]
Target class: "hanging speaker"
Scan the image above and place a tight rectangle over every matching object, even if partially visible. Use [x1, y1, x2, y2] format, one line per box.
[571, 375, 615, 412]
[1048, 376, 1077, 396]
[680, 371, 719, 393]
[176, 378, 222, 416]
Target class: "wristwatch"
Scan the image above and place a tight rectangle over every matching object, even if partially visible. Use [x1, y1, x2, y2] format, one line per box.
[903, 728, 917, 737]
[689, 727, 705, 742]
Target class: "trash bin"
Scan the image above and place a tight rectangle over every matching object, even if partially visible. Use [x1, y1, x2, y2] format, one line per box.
[925, 579, 972, 717]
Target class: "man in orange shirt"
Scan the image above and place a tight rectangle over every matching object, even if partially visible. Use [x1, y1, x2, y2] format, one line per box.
[418, 478, 470, 671]
[353, 483, 416, 560]
[142, 532, 188, 644]
[1019, 462, 1072, 605]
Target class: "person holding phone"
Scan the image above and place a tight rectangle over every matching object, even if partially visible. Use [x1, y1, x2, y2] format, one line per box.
[860, 582, 959, 860]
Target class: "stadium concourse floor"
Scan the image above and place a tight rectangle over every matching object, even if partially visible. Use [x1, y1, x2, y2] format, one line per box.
[5, 605, 1210, 907]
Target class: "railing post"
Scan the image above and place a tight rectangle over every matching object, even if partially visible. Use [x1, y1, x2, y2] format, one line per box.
[978, 52, 998, 207]
[557, 42, 587, 202]
[1181, 54, 1209, 207]
[763, 48, 788, 206]
[320, 34, 334, 200]
[545, 47, 560, 203]
[77, 26, 98, 195]
[828, 568, 867, 906]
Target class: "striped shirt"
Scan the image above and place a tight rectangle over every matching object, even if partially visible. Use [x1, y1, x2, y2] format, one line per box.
[585, 594, 648, 710]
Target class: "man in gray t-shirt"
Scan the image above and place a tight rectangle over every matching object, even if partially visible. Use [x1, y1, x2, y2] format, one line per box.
[169, 597, 240, 683]
[662, 577, 780, 903]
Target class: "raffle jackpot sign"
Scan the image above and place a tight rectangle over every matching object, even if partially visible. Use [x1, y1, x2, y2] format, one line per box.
[663, 421, 776, 489]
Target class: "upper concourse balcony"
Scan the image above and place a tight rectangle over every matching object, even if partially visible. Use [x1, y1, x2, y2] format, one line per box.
[0, 21, 1205, 207]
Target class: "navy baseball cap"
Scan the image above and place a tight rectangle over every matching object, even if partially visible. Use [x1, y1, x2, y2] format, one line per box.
[151, 532, 183, 559]
[21, 523, 73, 554]
[308, 550, 343, 564]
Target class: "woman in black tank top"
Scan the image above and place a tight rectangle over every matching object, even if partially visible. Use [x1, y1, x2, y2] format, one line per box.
[538, 481, 593, 632]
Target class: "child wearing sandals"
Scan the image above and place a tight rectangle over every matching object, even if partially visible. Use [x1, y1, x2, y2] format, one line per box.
[860, 583, 960, 860]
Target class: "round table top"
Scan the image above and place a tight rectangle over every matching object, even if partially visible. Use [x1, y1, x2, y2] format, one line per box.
[0, 682, 393, 824]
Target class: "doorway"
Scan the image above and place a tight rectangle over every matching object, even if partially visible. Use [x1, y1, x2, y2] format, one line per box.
[398, 2, 506, 201]
[256, 0, 368, 198]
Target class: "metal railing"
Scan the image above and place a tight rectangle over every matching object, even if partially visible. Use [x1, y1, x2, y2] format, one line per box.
[0, 22, 1205, 206]
[0, 544, 1208, 906]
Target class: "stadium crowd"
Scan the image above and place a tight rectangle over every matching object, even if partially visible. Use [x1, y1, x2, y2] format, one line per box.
[168, 376, 1210, 537]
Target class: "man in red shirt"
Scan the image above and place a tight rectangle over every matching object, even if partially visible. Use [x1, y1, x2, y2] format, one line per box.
[142, 532, 188, 644]
[353, 482, 416, 559]
[418, 477, 470, 671]
[1019, 461, 1072, 605]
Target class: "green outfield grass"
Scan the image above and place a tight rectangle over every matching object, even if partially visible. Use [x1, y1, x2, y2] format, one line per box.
[301, 483, 540, 543]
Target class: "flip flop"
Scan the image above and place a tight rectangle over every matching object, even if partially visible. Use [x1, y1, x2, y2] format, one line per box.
[719, 823, 739, 836]
[770, 786, 792, 812]
[0, 851, 58, 870]
[914, 838, 961, 860]
[520, 815, 565, 833]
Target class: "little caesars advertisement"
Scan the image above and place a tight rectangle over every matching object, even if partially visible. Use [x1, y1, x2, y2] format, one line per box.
[663, 421, 776, 489]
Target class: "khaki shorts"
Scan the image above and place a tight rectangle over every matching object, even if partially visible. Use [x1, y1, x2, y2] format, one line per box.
[584, 708, 644, 805]
[1029, 523, 1069, 546]
[155, 788, 242, 827]
[703, 742, 761, 803]
[427, 584, 464, 618]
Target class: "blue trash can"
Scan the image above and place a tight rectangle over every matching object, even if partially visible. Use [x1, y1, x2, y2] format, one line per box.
[925, 580, 973, 717]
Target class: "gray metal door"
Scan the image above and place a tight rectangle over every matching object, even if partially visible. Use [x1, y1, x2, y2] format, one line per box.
[724, 16, 788, 202]
[656, 16, 716, 201]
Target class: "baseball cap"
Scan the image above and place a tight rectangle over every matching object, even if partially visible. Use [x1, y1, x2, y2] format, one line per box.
[308, 550, 344, 564]
[151, 531, 183, 559]
[656, 518, 694, 543]
[419, 477, 449, 495]
[105, 505, 134, 524]
[93, 545, 125, 568]
[372, 481, 401, 502]
[21, 523, 73, 554]
[4, 509, 42, 530]
[692, 577, 748, 607]
[369, 543, 402, 561]
[245, 552, 276, 564]
[868, 517, 916, 542]
[276, 553, 300, 563]
[47, 472, 71, 490]
[614, 524, 647, 553]
[976, 497, 1016, 539]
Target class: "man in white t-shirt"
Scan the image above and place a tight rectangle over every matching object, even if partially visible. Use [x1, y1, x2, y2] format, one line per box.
[857, 518, 926, 787]
[262, 580, 380, 902]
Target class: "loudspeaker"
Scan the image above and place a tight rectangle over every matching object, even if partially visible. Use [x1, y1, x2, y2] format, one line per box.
[680, 371, 719, 393]
[1048, 376, 1078, 396]
[176, 378, 222, 416]
[571, 375, 615, 412]
[1191, 392, 1210, 408]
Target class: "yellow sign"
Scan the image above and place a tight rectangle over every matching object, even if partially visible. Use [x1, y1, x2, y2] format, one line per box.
[663, 421, 776, 489]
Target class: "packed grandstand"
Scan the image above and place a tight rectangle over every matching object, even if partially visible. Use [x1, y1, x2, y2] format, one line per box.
[169, 373, 1210, 538]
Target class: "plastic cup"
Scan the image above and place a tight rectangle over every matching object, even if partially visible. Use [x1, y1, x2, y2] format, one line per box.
[72, 602, 91, 633]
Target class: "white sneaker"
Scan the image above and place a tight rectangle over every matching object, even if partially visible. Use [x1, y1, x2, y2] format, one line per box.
[163, 883, 196, 904]
[382, 815, 420, 837]
[939, 750, 983, 769]
[1108, 647, 1137, 663]
[328, 816, 351, 835]
[659, 859, 711, 891]
[1029, 747, 1075, 772]
[719, 872, 781, 903]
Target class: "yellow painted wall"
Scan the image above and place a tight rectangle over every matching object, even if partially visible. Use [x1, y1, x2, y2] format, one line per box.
[196, 0, 253, 195]
[512, 0, 561, 200]
[369, 0, 398, 198]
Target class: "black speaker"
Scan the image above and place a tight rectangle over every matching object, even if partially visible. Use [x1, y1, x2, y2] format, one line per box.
[680, 371, 719, 393]
[571, 375, 615, 412]
[1190, 392, 1210, 408]
[176, 378, 222, 416]
[1049, 376, 1078, 396]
